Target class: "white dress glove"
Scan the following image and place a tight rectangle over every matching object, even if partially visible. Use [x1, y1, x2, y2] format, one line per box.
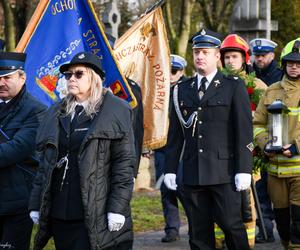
[107, 212, 125, 232]
[235, 173, 251, 191]
[30, 211, 40, 224]
[164, 173, 177, 190]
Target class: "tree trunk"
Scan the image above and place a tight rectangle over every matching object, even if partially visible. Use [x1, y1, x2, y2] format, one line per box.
[197, 0, 236, 33]
[164, 0, 195, 58]
[177, 0, 195, 56]
[0, 0, 16, 51]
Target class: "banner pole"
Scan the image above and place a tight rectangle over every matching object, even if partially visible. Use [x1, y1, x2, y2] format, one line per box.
[16, 0, 49, 52]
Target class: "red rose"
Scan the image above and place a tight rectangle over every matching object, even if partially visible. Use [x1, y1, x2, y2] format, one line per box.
[250, 102, 256, 111]
[252, 148, 257, 156]
[247, 87, 254, 95]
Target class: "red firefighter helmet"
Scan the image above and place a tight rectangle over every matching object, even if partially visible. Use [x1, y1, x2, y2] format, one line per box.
[220, 34, 251, 65]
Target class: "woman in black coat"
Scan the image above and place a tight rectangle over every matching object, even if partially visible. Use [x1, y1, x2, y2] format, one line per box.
[29, 52, 136, 250]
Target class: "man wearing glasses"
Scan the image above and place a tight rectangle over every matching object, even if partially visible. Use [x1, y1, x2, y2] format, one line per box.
[253, 38, 300, 250]
[0, 52, 46, 250]
[154, 54, 187, 243]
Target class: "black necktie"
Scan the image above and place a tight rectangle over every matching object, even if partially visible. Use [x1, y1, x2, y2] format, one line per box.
[71, 105, 83, 129]
[198, 77, 207, 99]
[0, 102, 6, 112]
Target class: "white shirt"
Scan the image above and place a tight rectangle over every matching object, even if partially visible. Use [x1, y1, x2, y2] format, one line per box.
[0, 99, 10, 104]
[197, 69, 218, 90]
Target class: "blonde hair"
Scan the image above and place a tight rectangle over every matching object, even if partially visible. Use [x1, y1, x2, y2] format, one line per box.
[63, 66, 106, 117]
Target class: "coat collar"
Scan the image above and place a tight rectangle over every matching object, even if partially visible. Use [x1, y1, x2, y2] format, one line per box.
[0, 85, 26, 122]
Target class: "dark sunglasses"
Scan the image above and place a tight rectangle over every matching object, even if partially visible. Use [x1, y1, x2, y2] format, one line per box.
[63, 70, 86, 80]
[171, 69, 178, 75]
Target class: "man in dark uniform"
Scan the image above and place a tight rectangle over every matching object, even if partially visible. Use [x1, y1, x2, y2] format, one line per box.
[0, 52, 46, 250]
[250, 38, 283, 86]
[249, 38, 282, 243]
[164, 28, 253, 250]
[154, 54, 187, 242]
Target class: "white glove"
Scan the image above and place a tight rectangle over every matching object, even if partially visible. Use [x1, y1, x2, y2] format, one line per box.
[30, 211, 40, 224]
[107, 212, 125, 232]
[164, 173, 177, 190]
[235, 173, 252, 191]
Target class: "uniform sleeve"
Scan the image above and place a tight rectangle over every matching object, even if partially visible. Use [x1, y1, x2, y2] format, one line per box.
[0, 104, 46, 168]
[253, 94, 269, 150]
[28, 150, 46, 211]
[164, 90, 184, 174]
[232, 80, 253, 174]
[130, 83, 144, 177]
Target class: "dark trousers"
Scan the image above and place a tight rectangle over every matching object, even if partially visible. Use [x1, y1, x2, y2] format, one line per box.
[154, 151, 186, 236]
[255, 170, 274, 236]
[0, 213, 33, 250]
[183, 183, 250, 250]
[51, 218, 133, 250]
[51, 218, 90, 250]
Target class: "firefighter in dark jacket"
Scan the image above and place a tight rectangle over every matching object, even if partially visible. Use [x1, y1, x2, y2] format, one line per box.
[0, 52, 46, 250]
[154, 54, 187, 243]
[29, 52, 135, 250]
[164, 28, 254, 250]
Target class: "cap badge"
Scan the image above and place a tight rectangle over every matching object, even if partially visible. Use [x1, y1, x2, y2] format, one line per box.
[78, 53, 85, 59]
[200, 29, 206, 36]
[255, 40, 262, 46]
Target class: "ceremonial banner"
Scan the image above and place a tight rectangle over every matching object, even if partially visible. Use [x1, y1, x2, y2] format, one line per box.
[16, 0, 136, 107]
[114, 7, 170, 149]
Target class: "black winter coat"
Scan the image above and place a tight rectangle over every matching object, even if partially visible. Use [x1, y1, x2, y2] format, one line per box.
[29, 91, 135, 250]
[253, 60, 283, 86]
[0, 86, 46, 214]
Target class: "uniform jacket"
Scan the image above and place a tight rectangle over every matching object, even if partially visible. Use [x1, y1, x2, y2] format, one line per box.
[165, 71, 253, 185]
[253, 60, 283, 86]
[29, 91, 136, 250]
[127, 78, 144, 177]
[253, 76, 300, 177]
[0, 86, 46, 214]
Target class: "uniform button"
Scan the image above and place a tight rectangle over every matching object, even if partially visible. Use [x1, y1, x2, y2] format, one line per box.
[199, 121, 202, 124]
[199, 149, 203, 153]
[198, 107, 202, 111]
[199, 135, 202, 139]
[217, 101, 221, 104]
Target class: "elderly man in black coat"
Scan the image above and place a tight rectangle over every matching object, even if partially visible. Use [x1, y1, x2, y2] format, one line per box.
[164, 29, 254, 250]
[0, 52, 46, 250]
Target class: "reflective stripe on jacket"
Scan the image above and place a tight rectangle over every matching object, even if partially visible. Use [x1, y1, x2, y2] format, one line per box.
[253, 76, 300, 177]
